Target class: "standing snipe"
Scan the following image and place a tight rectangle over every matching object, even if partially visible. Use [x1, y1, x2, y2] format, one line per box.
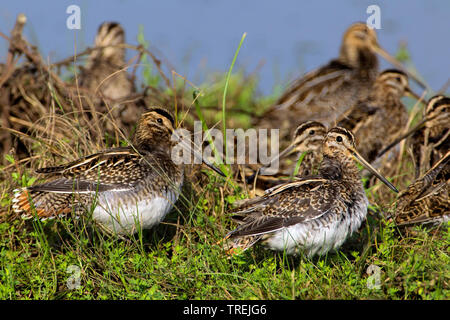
[410, 95, 449, 178]
[269, 121, 327, 177]
[255, 22, 409, 140]
[224, 127, 398, 257]
[393, 150, 449, 226]
[246, 121, 327, 191]
[12, 107, 224, 235]
[78, 22, 149, 134]
[80, 22, 134, 101]
[338, 69, 420, 163]
[246, 121, 327, 194]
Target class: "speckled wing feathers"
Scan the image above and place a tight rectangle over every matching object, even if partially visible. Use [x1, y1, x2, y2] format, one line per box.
[28, 178, 120, 194]
[13, 146, 180, 219]
[229, 178, 337, 238]
[35, 147, 176, 189]
[394, 151, 450, 225]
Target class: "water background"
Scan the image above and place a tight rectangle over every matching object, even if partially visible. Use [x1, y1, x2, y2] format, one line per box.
[1, 0, 449, 95]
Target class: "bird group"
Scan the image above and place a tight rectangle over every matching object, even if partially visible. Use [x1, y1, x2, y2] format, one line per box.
[11, 21, 449, 258]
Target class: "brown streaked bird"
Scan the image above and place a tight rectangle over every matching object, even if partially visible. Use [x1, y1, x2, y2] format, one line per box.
[338, 69, 419, 163]
[224, 127, 398, 257]
[246, 121, 327, 191]
[377, 95, 450, 178]
[80, 22, 134, 101]
[79, 22, 149, 132]
[393, 150, 449, 227]
[410, 95, 450, 178]
[255, 22, 420, 141]
[12, 107, 224, 236]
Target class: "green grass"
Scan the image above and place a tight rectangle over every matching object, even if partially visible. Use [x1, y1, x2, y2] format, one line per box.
[1, 134, 449, 299]
[1, 187, 448, 299]
[0, 38, 449, 300]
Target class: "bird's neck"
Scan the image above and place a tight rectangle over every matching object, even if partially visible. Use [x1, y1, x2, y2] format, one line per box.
[340, 45, 378, 75]
[298, 149, 323, 176]
[319, 153, 361, 182]
[134, 139, 173, 156]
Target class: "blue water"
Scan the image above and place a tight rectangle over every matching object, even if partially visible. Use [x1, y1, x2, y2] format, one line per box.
[1, 0, 449, 95]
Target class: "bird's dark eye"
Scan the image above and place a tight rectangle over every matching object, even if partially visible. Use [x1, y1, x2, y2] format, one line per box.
[336, 136, 343, 142]
[157, 118, 163, 124]
[396, 77, 402, 82]
[309, 130, 315, 135]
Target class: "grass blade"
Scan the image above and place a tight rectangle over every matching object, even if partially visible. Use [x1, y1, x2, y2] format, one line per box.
[222, 32, 247, 165]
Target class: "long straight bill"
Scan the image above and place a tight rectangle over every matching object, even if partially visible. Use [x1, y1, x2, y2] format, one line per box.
[405, 87, 422, 101]
[351, 148, 399, 193]
[373, 45, 428, 90]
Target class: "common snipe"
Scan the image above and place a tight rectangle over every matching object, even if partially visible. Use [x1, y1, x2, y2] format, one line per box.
[246, 121, 327, 191]
[270, 121, 327, 177]
[255, 22, 410, 140]
[224, 127, 398, 257]
[410, 95, 450, 178]
[393, 150, 449, 226]
[12, 107, 224, 235]
[377, 95, 449, 178]
[80, 22, 134, 101]
[338, 69, 420, 163]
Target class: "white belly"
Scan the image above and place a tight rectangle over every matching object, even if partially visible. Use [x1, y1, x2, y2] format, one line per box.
[92, 191, 178, 235]
[265, 198, 369, 257]
[265, 217, 353, 257]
